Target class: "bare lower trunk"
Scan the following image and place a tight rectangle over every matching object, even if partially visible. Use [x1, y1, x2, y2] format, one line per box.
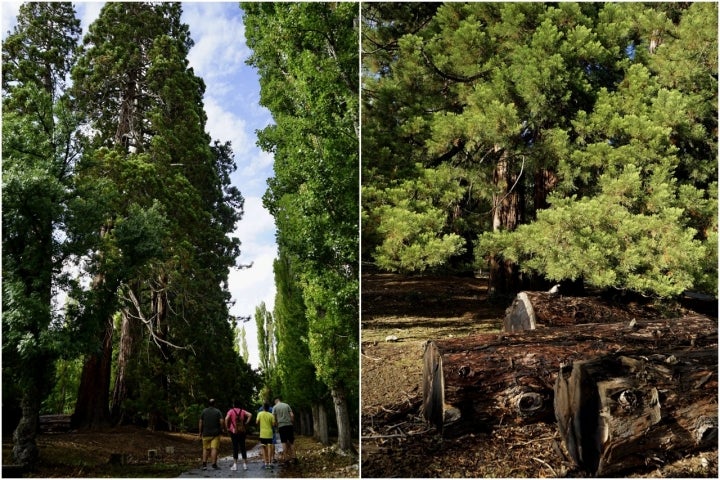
[532, 168, 557, 214]
[331, 386, 356, 454]
[489, 150, 523, 296]
[312, 402, 330, 445]
[111, 305, 140, 424]
[302, 410, 313, 436]
[73, 315, 114, 429]
[12, 386, 40, 468]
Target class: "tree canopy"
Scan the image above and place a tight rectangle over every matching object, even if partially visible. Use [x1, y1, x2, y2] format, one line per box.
[362, 2, 717, 298]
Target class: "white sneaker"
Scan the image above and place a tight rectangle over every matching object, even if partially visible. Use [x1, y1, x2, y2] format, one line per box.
[243, 463, 248, 471]
[230, 464, 237, 471]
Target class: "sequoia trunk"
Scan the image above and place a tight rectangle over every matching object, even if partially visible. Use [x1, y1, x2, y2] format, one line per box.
[489, 150, 523, 295]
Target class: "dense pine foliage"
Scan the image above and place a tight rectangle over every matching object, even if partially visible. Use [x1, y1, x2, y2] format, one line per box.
[2, 2, 259, 468]
[362, 2, 717, 298]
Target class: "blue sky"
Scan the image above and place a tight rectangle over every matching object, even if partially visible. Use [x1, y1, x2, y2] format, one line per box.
[1, 2, 277, 368]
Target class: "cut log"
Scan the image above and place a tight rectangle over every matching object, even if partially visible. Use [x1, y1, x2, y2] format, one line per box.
[39, 414, 72, 433]
[555, 349, 718, 475]
[504, 291, 665, 332]
[422, 314, 717, 435]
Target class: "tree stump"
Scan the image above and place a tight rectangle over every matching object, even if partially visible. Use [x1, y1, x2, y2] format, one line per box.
[504, 292, 537, 332]
[555, 349, 718, 475]
[504, 291, 663, 332]
[422, 315, 717, 435]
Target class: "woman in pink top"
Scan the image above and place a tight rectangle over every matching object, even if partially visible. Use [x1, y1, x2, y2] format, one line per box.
[225, 400, 253, 471]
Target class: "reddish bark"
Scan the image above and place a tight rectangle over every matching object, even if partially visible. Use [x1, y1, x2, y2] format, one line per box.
[422, 314, 717, 435]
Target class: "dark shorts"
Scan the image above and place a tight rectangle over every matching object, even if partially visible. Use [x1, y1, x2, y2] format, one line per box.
[260, 437, 272, 445]
[278, 425, 294, 444]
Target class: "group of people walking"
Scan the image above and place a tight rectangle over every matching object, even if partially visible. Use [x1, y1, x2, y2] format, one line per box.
[198, 397, 297, 471]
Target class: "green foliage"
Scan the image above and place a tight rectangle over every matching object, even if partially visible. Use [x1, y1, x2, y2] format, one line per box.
[365, 164, 467, 272]
[363, 2, 717, 297]
[270, 254, 326, 411]
[244, 1, 359, 450]
[41, 358, 84, 415]
[255, 302, 275, 379]
[479, 169, 706, 297]
[2, 3, 82, 466]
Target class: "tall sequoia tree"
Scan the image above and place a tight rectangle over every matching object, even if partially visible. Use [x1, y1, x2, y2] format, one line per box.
[1, 2, 81, 468]
[243, 2, 359, 453]
[69, 2, 247, 429]
[362, 2, 717, 298]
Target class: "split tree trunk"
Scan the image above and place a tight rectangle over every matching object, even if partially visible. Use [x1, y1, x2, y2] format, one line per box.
[111, 304, 140, 424]
[422, 315, 717, 435]
[555, 350, 718, 476]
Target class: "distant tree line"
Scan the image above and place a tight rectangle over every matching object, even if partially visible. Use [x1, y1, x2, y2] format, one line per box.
[2, 2, 259, 469]
[362, 2, 717, 299]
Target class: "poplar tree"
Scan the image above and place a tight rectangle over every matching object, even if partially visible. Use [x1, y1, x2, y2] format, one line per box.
[243, 1, 359, 453]
[1, 2, 81, 468]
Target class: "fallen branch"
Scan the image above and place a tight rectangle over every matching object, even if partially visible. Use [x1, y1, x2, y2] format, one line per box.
[532, 456, 557, 477]
[362, 428, 433, 440]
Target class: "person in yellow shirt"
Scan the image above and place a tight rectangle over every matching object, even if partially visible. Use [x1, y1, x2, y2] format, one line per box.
[256, 403, 276, 469]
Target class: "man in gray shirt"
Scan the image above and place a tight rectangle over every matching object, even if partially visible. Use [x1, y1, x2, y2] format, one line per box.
[273, 396, 296, 464]
[199, 398, 225, 470]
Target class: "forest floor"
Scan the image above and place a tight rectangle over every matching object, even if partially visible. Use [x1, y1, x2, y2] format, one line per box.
[360, 272, 718, 478]
[2, 425, 358, 478]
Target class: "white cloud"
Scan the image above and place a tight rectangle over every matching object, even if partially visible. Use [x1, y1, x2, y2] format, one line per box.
[77, 2, 104, 35]
[204, 96, 252, 155]
[228, 195, 276, 369]
[228, 241, 277, 369]
[183, 3, 249, 82]
[0, 2, 21, 37]
[236, 196, 275, 244]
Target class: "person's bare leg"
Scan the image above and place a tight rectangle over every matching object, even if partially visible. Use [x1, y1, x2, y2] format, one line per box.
[211, 447, 218, 466]
[280, 442, 288, 461]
